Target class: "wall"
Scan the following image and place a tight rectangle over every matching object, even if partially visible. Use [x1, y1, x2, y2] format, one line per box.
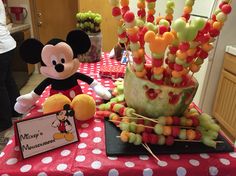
[7, 0, 33, 36]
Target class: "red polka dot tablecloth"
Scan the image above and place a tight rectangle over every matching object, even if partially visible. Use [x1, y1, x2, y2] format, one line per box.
[0, 52, 236, 176]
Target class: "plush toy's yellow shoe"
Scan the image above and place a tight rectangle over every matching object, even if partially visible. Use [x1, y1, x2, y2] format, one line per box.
[71, 94, 96, 121]
[43, 94, 71, 114]
[64, 133, 74, 141]
[53, 133, 65, 140]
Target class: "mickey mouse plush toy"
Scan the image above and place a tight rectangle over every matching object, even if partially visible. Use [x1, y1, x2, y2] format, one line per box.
[14, 30, 111, 114]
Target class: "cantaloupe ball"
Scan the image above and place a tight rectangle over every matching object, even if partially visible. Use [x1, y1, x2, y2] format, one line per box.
[43, 94, 71, 114]
[71, 94, 96, 121]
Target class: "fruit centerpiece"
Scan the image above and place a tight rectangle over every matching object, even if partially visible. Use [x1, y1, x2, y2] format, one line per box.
[76, 11, 103, 62]
[109, 0, 232, 118]
[98, 0, 233, 152]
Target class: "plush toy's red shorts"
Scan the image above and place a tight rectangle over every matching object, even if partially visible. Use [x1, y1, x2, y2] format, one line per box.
[50, 85, 83, 100]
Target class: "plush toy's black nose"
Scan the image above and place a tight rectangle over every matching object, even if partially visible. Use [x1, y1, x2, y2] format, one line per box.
[55, 64, 64, 72]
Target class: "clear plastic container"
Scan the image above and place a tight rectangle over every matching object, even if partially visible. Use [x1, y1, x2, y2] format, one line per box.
[79, 32, 102, 63]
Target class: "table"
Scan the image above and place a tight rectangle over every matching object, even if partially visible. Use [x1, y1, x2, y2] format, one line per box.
[0, 52, 236, 176]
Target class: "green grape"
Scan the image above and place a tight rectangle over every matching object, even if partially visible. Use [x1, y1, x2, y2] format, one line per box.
[206, 130, 218, 140]
[98, 104, 106, 110]
[202, 136, 217, 148]
[209, 123, 220, 132]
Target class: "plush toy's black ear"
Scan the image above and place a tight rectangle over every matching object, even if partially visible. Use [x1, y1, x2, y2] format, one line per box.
[66, 30, 91, 57]
[19, 39, 44, 64]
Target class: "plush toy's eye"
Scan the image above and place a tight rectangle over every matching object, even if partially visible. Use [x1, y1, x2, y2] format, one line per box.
[61, 58, 65, 63]
[52, 60, 57, 65]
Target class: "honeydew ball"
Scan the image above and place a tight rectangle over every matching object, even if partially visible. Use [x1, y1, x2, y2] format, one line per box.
[158, 116, 166, 125]
[159, 19, 170, 27]
[158, 135, 166, 145]
[154, 124, 163, 135]
[134, 134, 142, 145]
[147, 2, 156, 9]
[172, 18, 186, 32]
[128, 132, 136, 143]
[129, 121, 137, 132]
[171, 77, 182, 84]
[109, 0, 119, 6]
[216, 12, 228, 22]
[146, 22, 156, 32]
[179, 129, 187, 140]
[120, 122, 130, 131]
[166, 0, 175, 8]
[185, 0, 195, 6]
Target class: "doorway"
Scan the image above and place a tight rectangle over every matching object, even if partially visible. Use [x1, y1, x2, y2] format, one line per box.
[29, 0, 78, 43]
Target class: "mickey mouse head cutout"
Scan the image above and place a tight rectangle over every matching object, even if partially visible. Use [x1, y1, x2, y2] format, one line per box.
[14, 30, 111, 114]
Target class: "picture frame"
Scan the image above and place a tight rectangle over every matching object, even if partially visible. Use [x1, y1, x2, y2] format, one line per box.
[15, 108, 79, 159]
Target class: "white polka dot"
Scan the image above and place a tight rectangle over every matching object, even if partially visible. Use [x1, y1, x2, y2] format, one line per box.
[143, 168, 153, 176]
[158, 160, 168, 167]
[108, 156, 118, 160]
[57, 164, 67, 171]
[37, 172, 48, 176]
[93, 137, 102, 143]
[61, 150, 71, 156]
[6, 158, 18, 165]
[37, 109, 43, 112]
[91, 161, 102, 169]
[94, 127, 102, 132]
[92, 149, 102, 154]
[6, 139, 12, 145]
[20, 164, 32, 173]
[176, 167, 187, 176]
[41, 157, 53, 164]
[94, 119, 101, 123]
[14, 146, 20, 151]
[70, 90, 76, 98]
[73, 171, 84, 176]
[229, 152, 236, 158]
[80, 133, 88, 138]
[1, 174, 10, 176]
[81, 123, 89, 128]
[189, 159, 200, 166]
[170, 154, 180, 160]
[200, 153, 210, 159]
[125, 161, 135, 168]
[36, 100, 40, 104]
[209, 166, 218, 176]
[78, 143, 87, 149]
[139, 155, 149, 160]
[0, 152, 5, 157]
[219, 158, 230, 165]
[75, 155, 86, 162]
[108, 169, 119, 176]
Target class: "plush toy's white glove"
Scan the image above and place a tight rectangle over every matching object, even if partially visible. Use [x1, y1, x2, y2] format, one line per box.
[14, 91, 40, 114]
[90, 80, 111, 100]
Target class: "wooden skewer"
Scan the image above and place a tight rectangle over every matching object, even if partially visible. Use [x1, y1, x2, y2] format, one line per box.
[110, 120, 196, 129]
[142, 143, 161, 162]
[116, 136, 224, 144]
[132, 112, 159, 124]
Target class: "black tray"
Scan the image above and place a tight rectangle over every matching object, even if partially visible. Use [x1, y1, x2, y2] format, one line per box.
[104, 118, 234, 156]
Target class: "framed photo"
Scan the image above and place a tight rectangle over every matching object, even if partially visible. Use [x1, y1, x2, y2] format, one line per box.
[15, 106, 79, 159]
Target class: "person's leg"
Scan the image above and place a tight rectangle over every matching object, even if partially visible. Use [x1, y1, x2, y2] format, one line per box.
[5, 49, 21, 117]
[0, 51, 13, 132]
